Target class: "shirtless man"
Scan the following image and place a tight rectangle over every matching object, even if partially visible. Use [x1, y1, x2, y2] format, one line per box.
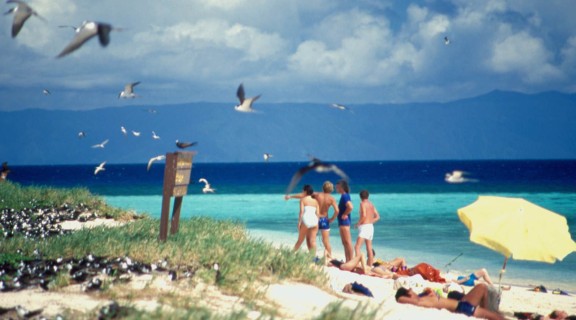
[395, 283, 505, 320]
[285, 181, 339, 257]
[354, 189, 380, 266]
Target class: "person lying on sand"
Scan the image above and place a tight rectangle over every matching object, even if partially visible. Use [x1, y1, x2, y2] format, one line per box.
[395, 283, 505, 320]
[454, 268, 494, 286]
[514, 310, 576, 320]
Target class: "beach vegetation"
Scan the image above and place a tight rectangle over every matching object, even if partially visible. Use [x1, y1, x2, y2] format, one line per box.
[0, 181, 139, 220]
[0, 182, 341, 319]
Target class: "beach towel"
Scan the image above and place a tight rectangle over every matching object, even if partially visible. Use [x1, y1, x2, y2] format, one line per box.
[348, 281, 374, 297]
[396, 263, 446, 283]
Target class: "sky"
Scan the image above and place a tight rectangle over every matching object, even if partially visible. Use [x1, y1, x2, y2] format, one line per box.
[1, 0, 576, 111]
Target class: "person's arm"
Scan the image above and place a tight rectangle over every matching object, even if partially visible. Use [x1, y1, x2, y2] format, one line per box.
[328, 199, 339, 223]
[285, 193, 303, 200]
[372, 206, 380, 224]
[341, 200, 353, 220]
[297, 199, 304, 229]
[356, 201, 367, 227]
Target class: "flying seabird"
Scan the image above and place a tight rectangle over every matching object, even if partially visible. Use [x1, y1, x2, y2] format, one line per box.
[285, 157, 349, 195]
[234, 83, 261, 113]
[176, 140, 197, 149]
[444, 36, 450, 45]
[56, 21, 117, 58]
[147, 155, 165, 171]
[120, 126, 127, 136]
[78, 131, 86, 138]
[131, 130, 141, 137]
[94, 162, 106, 175]
[5, 0, 44, 38]
[198, 178, 215, 193]
[152, 131, 160, 140]
[91, 139, 109, 148]
[42, 89, 51, 95]
[263, 153, 273, 162]
[118, 82, 140, 99]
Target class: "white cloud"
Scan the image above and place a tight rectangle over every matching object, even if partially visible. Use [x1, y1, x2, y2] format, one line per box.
[488, 29, 562, 83]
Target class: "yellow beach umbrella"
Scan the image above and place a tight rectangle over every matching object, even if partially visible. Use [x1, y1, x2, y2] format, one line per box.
[458, 196, 576, 283]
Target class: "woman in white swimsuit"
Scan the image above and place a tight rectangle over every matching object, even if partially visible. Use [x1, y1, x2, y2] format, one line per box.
[293, 185, 320, 254]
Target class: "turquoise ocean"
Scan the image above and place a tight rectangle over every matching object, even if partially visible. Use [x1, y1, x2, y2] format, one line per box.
[9, 160, 576, 291]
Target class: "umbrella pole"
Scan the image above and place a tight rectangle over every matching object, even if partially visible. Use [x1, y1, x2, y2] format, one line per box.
[498, 257, 508, 289]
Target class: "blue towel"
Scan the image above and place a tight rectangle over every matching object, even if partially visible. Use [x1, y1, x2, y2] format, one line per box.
[351, 281, 374, 297]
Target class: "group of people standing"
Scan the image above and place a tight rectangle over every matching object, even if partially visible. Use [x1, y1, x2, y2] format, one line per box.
[284, 179, 380, 266]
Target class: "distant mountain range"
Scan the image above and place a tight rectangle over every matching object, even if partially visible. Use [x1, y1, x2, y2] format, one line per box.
[1, 90, 575, 165]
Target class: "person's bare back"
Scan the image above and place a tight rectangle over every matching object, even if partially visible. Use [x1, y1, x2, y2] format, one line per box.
[315, 192, 338, 218]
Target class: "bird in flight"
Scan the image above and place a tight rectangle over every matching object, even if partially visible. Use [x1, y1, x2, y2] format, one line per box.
[121, 126, 127, 136]
[91, 139, 109, 148]
[285, 157, 349, 195]
[176, 140, 197, 149]
[235, 83, 261, 113]
[56, 21, 117, 58]
[263, 153, 273, 162]
[198, 178, 216, 193]
[152, 131, 160, 140]
[94, 161, 106, 175]
[42, 89, 51, 95]
[119, 82, 140, 99]
[5, 0, 44, 38]
[131, 130, 141, 137]
[147, 155, 165, 171]
[78, 131, 86, 138]
[444, 36, 450, 45]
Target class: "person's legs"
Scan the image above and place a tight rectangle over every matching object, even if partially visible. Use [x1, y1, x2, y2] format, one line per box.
[340, 226, 353, 262]
[462, 283, 490, 309]
[306, 226, 318, 254]
[389, 257, 407, 270]
[354, 237, 365, 258]
[474, 268, 494, 285]
[293, 224, 307, 251]
[321, 230, 332, 257]
[365, 240, 374, 267]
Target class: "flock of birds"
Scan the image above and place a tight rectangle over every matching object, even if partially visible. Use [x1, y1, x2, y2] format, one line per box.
[4, 0, 466, 193]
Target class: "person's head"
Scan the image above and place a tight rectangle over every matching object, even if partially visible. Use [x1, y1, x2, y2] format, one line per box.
[550, 310, 569, 320]
[336, 180, 350, 194]
[302, 184, 314, 195]
[360, 190, 369, 200]
[395, 287, 416, 302]
[322, 181, 334, 193]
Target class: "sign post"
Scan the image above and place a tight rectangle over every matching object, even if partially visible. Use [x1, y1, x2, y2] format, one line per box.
[159, 151, 195, 242]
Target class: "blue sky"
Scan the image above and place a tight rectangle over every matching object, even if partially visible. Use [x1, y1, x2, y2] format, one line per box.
[1, 0, 575, 111]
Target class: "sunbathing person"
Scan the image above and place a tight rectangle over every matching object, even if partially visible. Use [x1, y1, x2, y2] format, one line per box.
[455, 268, 494, 286]
[395, 283, 505, 320]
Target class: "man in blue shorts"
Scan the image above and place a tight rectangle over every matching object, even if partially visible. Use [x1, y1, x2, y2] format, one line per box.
[336, 180, 354, 262]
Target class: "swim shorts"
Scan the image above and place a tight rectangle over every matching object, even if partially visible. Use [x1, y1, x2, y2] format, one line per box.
[457, 273, 478, 286]
[318, 217, 330, 230]
[455, 301, 476, 317]
[301, 206, 318, 228]
[357, 224, 374, 240]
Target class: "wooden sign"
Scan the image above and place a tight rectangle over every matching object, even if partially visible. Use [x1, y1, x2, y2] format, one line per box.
[159, 151, 195, 242]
